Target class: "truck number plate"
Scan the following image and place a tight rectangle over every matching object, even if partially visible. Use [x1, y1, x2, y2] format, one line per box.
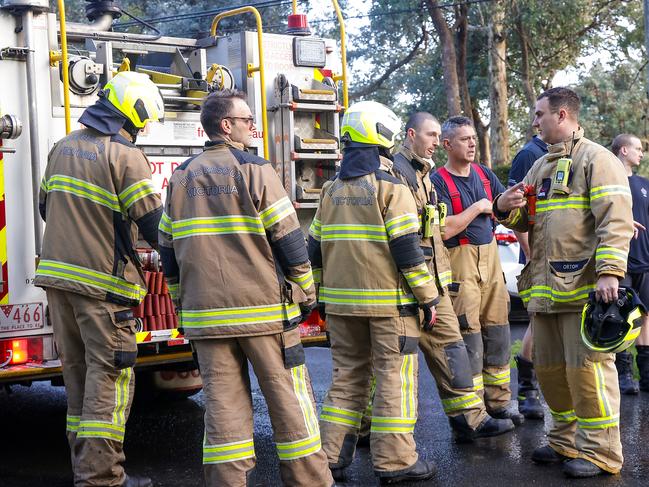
[0, 303, 44, 332]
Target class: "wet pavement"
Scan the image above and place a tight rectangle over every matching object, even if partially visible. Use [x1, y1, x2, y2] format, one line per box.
[2, 324, 649, 486]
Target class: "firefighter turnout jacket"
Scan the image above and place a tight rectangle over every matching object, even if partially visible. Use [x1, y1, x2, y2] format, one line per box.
[392, 146, 452, 290]
[35, 115, 162, 307]
[495, 127, 634, 312]
[308, 147, 438, 316]
[159, 139, 315, 339]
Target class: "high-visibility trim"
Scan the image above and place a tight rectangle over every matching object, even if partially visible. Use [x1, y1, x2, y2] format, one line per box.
[45, 174, 121, 211]
[113, 368, 132, 426]
[276, 433, 322, 460]
[519, 284, 595, 304]
[320, 223, 388, 242]
[436, 270, 452, 288]
[291, 364, 319, 437]
[259, 196, 294, 228]
[290, 270, 314, 292]
[370, 416, 417, 434]
[66, 414, 81, 433]
[203, 438, 255, 464]
[77, 420, 126, 442]
[40, 177, 47, 192]
[472, 375, 484, 391]
[590, 185, 631, 201]
[319, 287, 417, 306]
[312, 268, 322, 284]
[159, 211, 173, 236]
[167, 283, 179, 300]
[536, 196, 590, 213]
[400, 354, 416, 418]
[36, 260, 146, 302]
[576, 414, 620, 429]
[403, 263, 433, 288]
[483, 369, 510, 386]
[180, 303, 300, 328]
[320, 405, 363, 428]
[119, 179, 158, 210]
[595, 246, 627, 264]
[385, 213, 420, 239]
[441, 392, 482, 413]
[171, 215, 265, 239]
[593, 361, 612, 419]
[309, 218, 321, 240]
[549, 408, 577, 423]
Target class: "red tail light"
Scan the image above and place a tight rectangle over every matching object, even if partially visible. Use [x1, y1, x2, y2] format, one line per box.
[0, 337, 43, 366]
[495, 232, 518, 245]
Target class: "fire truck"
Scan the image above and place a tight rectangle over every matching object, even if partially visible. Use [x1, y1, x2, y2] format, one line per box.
[0, 0, 348, 392]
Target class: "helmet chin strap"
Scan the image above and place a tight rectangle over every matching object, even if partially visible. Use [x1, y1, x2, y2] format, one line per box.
[123, 119, 140, 143]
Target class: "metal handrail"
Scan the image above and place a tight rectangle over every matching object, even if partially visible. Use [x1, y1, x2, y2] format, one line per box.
[210, 7, 269, 160]
[331, 0, 348, 109]
[58, 0, 71, 134]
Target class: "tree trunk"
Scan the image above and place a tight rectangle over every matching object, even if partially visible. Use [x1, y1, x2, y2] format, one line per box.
[516, 13, 536, 140]
[426, 0, 462, 116]
[473, 106, 491, 167]
[488, 1, 510, 166]
[456, 4, 472, 117]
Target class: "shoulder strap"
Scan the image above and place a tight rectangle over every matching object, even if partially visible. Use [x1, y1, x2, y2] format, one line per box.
[437, 166, 469, 245]
[471, 163, 492, 201]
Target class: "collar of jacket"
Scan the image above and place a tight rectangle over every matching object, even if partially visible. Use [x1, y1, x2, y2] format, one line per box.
[546, 126, 585, 161]
[396, 145, 432, 183]
[339, 144, 382, 179]
[204, 137, 246, 152]
[78, 98, 128, 136]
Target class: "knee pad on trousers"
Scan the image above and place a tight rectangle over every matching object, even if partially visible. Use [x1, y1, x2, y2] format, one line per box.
[399, 335, 419, 355]
[444, 341, 474, 389]
[281, 330, 306, 368]
[482, 325, 510, 367]
[113, 350, 137, 369]
[332, 433, 357, 468]
[457, 314, 470, 332]
[462, 332, 483, 376]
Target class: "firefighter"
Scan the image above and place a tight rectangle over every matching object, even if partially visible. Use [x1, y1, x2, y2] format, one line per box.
[159, 89, 333, 487]
[35, 72, 164, 487]
[391, 112, 514, 441]
[611, 133, 649, 394]
[495, 87, 633, 477]
[309, 101, 438, 485]
[431, 116, 522, 425]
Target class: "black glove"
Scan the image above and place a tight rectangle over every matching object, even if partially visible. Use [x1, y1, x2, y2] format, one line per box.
[318, 302, 326, 321]
[299, 302, 316, 323]
[421, 304, 437, 332]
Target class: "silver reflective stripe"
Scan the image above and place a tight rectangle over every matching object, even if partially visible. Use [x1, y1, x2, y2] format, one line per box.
[203, 438, 255, 464]
[77, 420, 126, 441]
[276, 433, 321, 460]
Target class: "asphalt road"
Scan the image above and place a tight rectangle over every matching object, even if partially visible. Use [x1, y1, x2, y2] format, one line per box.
[2, 324, 649, 486]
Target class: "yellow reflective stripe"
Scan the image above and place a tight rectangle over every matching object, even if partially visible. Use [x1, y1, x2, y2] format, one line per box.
[289, 270, 314, 292]
[171, 215, 265, 239]
[40, 177, 48, 192]
[113, 368, 132, 426]
[321, 223, 388, 242]
[400, 354, 416, 418]
[167, 283, 179, 300]
[436, 270, 452, 288]
[276, 433, 321, 460]
[319, 287, 417, 306]
[181, 303, 300, 328]
[403, 263, 434, 288]
[203, 439, 255, 464]
[312, 268, 322, 284]
[385, 213, 420, 238]
[472, 375, 484, 391]
[441, 392, 482, 413]
[590, 185, 631, 200]
[576, 414, 619, 429]
[46, 174, 121, 211]
[509, 208, 523, 225]
[259, 196, 294, 228]
[519, 284, 595, 303]
[320, 405, 363, 427]
[595, 246, 627, 263]
[119, 179, 157, 209]
[159, 211, 173, 235]
[549, 408, 577, 422]
[370, 416, 416, 434]
[77, 420, 126, 441]
[309, 218, 321, 240]
[536, 196, 590, 213]
[593, 361, 612, 418]
[66, 415, 81, 432]
[291, 364, 319, 437]
[36, 260, 146, 302]
[483, 369, 510, 385]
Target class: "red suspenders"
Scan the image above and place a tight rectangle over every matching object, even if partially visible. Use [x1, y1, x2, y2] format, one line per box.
[436, 163, 492, 246]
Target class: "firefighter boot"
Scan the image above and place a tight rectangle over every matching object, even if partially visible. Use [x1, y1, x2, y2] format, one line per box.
[375, 458, 437, 485]
[563, 458, 607, 478]
[636, 345, 649, 392]
[122, 475, 153, 487]
[488, 406, 524, 426]
[449, 415, 514, 442]
[515, 355, 544, 419]
[615, 351, 639, 395]
[531, 445, 571, 464]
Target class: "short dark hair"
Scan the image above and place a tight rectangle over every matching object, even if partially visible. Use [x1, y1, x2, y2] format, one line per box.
[537, 87, 580, 117]
[405, 112, 439, 133]
[611, 133, 639, 157]
[441, 116, 473, 140]
[200, 89, 247, 139]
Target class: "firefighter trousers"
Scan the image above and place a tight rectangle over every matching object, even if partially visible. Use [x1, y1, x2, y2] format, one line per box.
[320, 314, 420, 472]
[47, 288, 138, 487]
[533, 312, 623, 473]
[448, 239, 512, 412]
[192, 327, 333, 487]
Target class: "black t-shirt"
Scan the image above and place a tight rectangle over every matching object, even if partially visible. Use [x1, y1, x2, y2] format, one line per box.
[507, 136, 548, 188]
[628, 174, 649, 273]
[431, 164, 505, 249]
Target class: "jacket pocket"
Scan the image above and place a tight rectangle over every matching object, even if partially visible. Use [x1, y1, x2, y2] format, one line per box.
[111, 308, 138, 369]
[284, 278, 308, 305]
[547, 256, 594, 302]
[516, 262, 532, 295]
[281, 327, 305, 369]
